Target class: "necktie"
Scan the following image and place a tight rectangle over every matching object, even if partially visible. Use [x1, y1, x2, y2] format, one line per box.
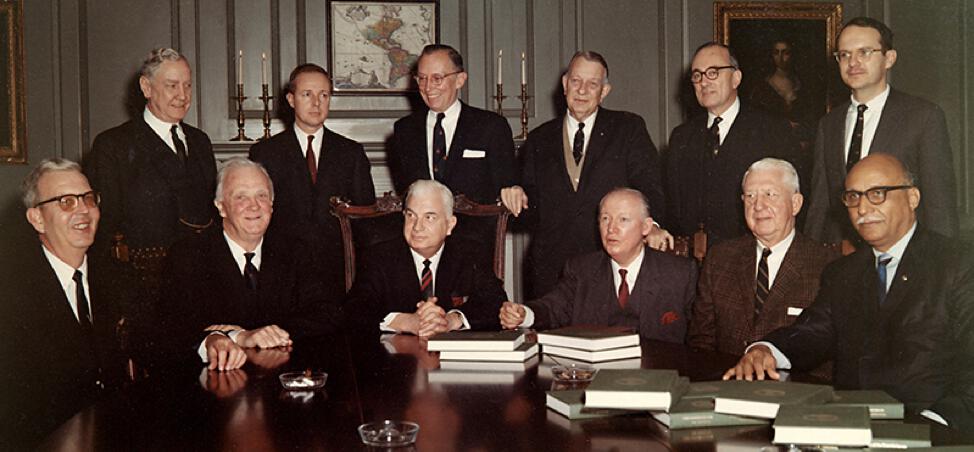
[244, 252, 259, 291]
[754, 248, 772, 320]
[846, 104, 868, 172]
[432, 113, 446, 180]
[420, 259, 433, 300]
[306, 135, 317, 184]
[572, 122, 585, 164]
[709, 116, 723, 156]
[617, 268, 629, 309]
[877, 253, 893, 304]
[171, 125, 187, 164]
[72, 270, 93, 332]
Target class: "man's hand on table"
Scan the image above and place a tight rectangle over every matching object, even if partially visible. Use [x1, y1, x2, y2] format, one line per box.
[236, 325, 292, 349]
[205, 334, 247, 371]
[723, 344, 781, 381]
[499, 301, 525, 329]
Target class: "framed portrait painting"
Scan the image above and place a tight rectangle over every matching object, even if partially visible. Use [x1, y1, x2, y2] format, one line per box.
[327, 1, 439, 95]
[715, 2, 844, 143]
[0, 0, 26, 164]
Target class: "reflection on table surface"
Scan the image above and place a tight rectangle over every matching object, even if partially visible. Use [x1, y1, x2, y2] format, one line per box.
[40, 334, 970, 451]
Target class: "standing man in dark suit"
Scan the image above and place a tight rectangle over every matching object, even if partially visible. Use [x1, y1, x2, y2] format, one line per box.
[726, 154, 974, 432]
[804, 17, 957, 246]
[500, 189, 695, 343]
[159, 158, 341, 371]
[665, 42, 801, 246]
[250, 63, 375, 298]
[501, 51, 666, 299]
[689, 158, 836, 357]
[0, 159, 130, 449]
[346, 180, 509, 336]
[84, 48, 217, 318]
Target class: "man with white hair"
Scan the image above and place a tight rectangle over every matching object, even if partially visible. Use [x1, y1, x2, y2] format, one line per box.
[688, 158, 836, 357]
[158, 158, 340, 371]
[347, 179, 508, 337]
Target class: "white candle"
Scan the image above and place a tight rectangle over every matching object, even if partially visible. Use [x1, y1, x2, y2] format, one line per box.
[521, 52, 526, 85]
[238, 50, 243, 85]
[497, 50, 503, 85]
[261, 52, 267, 86]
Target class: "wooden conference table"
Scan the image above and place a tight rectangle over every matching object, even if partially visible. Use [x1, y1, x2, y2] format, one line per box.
[40, 334, 970, 451]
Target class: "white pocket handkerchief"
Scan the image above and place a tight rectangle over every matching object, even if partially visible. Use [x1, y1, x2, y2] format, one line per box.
[462, 149, 486, 158]
[787, 307, 803, 316]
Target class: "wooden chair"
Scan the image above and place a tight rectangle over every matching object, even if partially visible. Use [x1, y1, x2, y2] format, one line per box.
[330, 193, 511, 291]
[666, 223, 708, 264]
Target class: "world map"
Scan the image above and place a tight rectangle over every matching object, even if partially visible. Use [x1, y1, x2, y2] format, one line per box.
[331, 3, 435, 92]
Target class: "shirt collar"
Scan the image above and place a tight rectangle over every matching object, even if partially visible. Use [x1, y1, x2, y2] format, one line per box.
[41, 244, 88, 288]
[872, 221, 917, 262]
[851, 84, 891, 110]
[757, 228, 796, 255]
[708, 96, 740, 128]
[223, 230, 264, 272]
[610, 246, 646, 276]
[410, 244, 445, 269]
[565, 107, 599, 133]
[293, 125, 324, 154]
[427, 99, 462, 122]
[143, 107, 180, 137]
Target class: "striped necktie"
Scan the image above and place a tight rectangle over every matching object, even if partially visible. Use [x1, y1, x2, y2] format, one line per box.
[420, 259, 433, 300]
[754, 248, 772, 320]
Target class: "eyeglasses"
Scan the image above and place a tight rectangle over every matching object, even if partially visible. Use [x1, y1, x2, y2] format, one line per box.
[413, 71, 462, 87]
[833, 48, 884, 63]
[840, 185, 912, 207]
[34, 191, 101, 211]
[690, 66, 736, 83]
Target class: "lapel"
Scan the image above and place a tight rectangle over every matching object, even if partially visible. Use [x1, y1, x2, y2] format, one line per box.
[434, 242, 461, 302]
[550, 119, 580, 194]
[826, 101, 851, 179]
[440, 103, 471, 182]
[395, 241, 425, 298]
[868, 90, 902, 157]
[211, 232, 256, 316]
[133, 118, 187, 186]
[593, 253, 621, 319]
[576, 109, 612, 194]
[31, 247, 88, 342]
[879, 229, 922, 316]
[765, 237, 801, 311]
[631, 248, 660, 311]
[286, 128, 316, 186]
[733, 237, 759, 327]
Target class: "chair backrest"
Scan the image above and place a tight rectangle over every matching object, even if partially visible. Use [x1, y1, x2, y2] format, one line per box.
[666, 224, 708, 264]
[330, 193, 510, 291]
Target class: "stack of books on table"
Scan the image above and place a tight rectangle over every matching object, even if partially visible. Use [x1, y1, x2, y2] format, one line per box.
[426, 330, 538, 362]
[772, 404, 872, 447]
[429, 355, 540, 385]
[827, 389, 905, 419]
[713, 380, 835, 419]
[545, 368, 686, 421]
[652, 380, 770, 429]
[537, 326, 641, 362]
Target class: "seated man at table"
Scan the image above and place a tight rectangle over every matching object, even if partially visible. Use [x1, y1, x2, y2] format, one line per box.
[688, 158, 837, 357]
[725, 154, 974, 431]
[499, 188, 696, 343]
[0, 159, 132, 449]
[346, 179, 508, 336]
[158, 157, 341, 371]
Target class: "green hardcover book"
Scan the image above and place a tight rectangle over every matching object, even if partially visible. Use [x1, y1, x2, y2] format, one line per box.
[682, 380, 753, 399]
[653, 396, 769, 429]
[868, 421, 931, 448]
[829, 390, 905, 419]
[773, 405, 872, 447]
[426, 330, 524, 351]
[713, 380, 834, 419]
[545, 390, 630, 420]
[584, 369, 681, 411]
[537, 326, 639, 351]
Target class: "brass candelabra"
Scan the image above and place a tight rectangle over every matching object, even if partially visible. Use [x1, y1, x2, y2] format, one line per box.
[229, 83, 252, 141]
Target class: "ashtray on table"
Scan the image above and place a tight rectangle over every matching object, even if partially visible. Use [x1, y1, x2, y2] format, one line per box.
[358, 420, 419, 447]
[279, 371, 327, 390]
[550, 363, 597, 383]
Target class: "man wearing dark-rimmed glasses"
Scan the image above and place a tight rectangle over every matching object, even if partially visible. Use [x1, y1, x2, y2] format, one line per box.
[1, 159, 132, 449]
[726, 153, 974, 433]
[804, 17, 957, 248]
[665, 41, 801, 248]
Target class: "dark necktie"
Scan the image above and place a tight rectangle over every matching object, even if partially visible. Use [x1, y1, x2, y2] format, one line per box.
[171, 125, 187, 164]
[432, 113, 446, 181]
[617, 268, 629, 309]
[877, 253, 893, 304]
[306, 135, 317, 184]
[244, 252, 259, 291]
[420, 259, 433, 300]
[72, 270, 93, 332]
[572, 122, 585, 164]
[709, 116, 723, 156]
[846, 104, 868, 172]
[754, 248, 772, 319]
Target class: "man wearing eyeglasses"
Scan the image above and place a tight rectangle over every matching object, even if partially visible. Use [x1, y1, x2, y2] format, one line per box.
[665, 42, 801, 248]
[726, 153, 974, 432]
[1, 159, 131, 449]
[804, 17, 957, 248]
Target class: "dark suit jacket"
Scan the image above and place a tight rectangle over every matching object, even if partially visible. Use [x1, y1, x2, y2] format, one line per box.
[345, 237, 508, 332]
[665, 105, 801, 245]
[688, 233, 837, 356]
[527, 247, 696, 344]
[519, 108, 665, 298]
[157, 228, 342, 359]
[804, 89, 957, 243]
[391, 102, 516, 204]
[0, 246, 129, 449]
[764, 228, 974, 430]
[249, 126, 375, 295]
[85, 117, 217, 254]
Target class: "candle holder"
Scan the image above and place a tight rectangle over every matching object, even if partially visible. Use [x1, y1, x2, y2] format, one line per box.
[229, 83, 252, 141]
[493, 83, 507, 116]
[516, 83, 532, 139]
[259, 84, 273, 140]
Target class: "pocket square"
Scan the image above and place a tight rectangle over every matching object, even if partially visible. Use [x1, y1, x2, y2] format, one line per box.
[787, 307, 803, 316]
[660, 311, 680, 325]
[451, 295, 469, 307]
[462, 149, 486, 158]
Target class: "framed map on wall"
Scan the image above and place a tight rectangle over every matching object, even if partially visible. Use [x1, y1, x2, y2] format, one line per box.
[327, 1, 439, 94]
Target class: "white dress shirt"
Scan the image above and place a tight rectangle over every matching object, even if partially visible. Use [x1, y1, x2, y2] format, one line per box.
[294, 125, 325, 167]
[143, 108, 186, 155]
[843, 84, 891, 164]
[707, 97, 741, 145]
[41, 246, 90, 323]
[425, 100, 462, 177]
[564, 108, 599, 157]
[755, 229, 796, 288]
[379, 245, 471, 333]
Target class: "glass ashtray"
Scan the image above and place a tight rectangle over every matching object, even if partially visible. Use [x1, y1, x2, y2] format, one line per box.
[358, 420, 419, 447]
[551, 363, 597, 383]
[279, 371, 327, 390]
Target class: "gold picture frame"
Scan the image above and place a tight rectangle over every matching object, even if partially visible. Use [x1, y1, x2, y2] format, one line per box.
[0, 0, 25, 164]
